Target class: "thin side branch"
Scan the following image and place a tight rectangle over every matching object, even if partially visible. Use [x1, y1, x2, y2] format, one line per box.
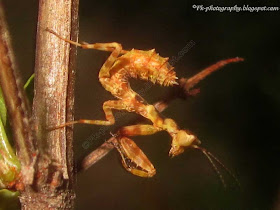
[0, 1, 37, 186]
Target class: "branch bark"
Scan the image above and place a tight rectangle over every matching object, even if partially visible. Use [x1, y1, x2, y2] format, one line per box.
[19, 0, 79, 209]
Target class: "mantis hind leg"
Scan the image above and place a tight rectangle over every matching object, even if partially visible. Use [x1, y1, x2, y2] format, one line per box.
[47, 28, 128, 53]
[47, 28, 127, 78]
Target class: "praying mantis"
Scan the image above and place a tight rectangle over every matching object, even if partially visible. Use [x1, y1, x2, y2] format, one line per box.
[48, 28, 242, 185]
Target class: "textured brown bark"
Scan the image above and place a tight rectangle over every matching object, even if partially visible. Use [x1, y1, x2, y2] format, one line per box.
[19, 0, 79, 209]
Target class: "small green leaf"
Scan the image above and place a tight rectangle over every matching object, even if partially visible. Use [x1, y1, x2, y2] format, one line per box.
[0, 189, 20, 210]
[0, 88, 7, 126]
[24, 73, 34, 104]
[23, 73, 34, 90]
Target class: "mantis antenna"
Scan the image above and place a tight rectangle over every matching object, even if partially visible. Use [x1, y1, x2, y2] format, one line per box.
[192, 145, 240, 189]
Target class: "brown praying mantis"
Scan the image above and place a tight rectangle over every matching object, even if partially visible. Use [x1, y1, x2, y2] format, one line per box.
[47, 28, 242, 186]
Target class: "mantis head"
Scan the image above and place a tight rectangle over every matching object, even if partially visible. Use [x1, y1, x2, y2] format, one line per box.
[169, 129, 240, 189]
[169, 130, 201, 157]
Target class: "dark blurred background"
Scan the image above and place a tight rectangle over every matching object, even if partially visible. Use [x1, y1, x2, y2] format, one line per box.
[4, 0, 280, 209]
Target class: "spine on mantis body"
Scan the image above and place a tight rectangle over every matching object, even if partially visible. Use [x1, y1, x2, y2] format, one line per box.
[113, 49, 178, 86]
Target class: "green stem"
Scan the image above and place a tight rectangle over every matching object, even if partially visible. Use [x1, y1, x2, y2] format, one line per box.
[0, 88, 20, 189]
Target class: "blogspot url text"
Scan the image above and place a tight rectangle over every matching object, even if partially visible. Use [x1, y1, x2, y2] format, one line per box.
[192, 5, 279, 12]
